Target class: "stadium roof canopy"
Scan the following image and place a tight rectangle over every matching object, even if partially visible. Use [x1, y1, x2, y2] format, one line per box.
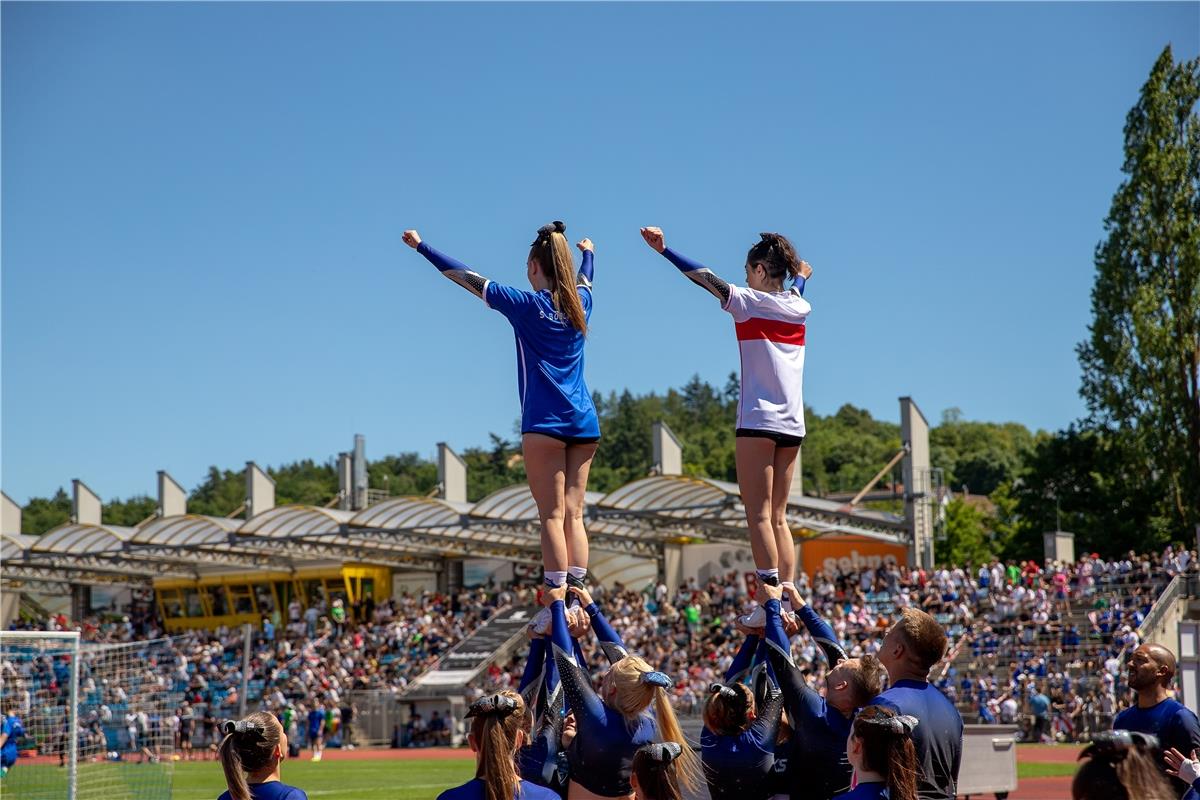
[1, 475, 908, 589]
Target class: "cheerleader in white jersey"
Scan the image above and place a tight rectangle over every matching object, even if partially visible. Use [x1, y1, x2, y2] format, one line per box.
[640, 227, 812, 625]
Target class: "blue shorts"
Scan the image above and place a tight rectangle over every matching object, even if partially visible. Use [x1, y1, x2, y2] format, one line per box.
[1, 753, 16, 769]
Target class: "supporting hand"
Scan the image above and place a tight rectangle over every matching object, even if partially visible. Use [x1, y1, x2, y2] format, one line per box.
[640, 227, 666, 253]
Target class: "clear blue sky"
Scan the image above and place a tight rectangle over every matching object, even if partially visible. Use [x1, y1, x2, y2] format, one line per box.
[3, 2, 1197, 505]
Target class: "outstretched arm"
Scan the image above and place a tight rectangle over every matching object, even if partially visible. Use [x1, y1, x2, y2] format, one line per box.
[762, 594, 826, 727]
[725, 633, 762, 683]
[519, 637, 548, 702]
[639, 227, 730, 304]
[570, 585, 627, 664]
[577, 239, 594, 289]
[793, 598, 847, 666]
[402, 230, 489, 299]
[547, 593, 606, 726]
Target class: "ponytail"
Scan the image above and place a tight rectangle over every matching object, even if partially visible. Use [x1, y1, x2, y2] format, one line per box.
[851, 706, 919, 800]
[529, 221, 587, 334]
[746, 232, 804, 284]
[467, 691, 528, 800]
[650, 682, 703, 794]
[218, 712, 281, 800]
[607, 657, 703, 794]
[631, 743, 684, 800]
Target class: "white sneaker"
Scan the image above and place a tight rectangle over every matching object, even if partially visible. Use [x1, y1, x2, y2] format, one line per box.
[739, 606, 766, 628]
[528, 606, 552, 636]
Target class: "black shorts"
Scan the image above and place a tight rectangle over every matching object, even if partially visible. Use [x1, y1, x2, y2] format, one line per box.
[735, 428, 804, 448]
[524, 431, 601, 447]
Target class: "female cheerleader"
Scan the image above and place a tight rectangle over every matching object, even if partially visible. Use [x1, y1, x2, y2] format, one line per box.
[404, 224, 599, 599]
[639, 227, 812, 623]
[835, 706, 920, 800]
[437, 692, 560, 800]
[701, 651, 785, 800]
[217, 713, 307, 800]
[630, 743, 684, 800]
[757, 582, 886, 800]
[542, 585, 702, 799]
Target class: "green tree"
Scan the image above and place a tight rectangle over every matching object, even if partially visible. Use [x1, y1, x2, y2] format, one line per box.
[22, 488, 71, 534]
[1077, 45, 1200, 537]
[935, 497, 996, 567]
[102, 495, 158, 527]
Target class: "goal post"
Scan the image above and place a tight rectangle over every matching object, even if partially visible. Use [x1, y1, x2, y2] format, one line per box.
[0, 630, 80, 800]
[1, 630, 179, 800]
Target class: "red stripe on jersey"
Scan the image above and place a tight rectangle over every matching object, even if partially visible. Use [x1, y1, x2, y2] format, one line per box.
[735, 317, 806, 345]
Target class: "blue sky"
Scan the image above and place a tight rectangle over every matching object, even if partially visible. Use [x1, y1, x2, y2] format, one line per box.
[3, 2, 1197, 505]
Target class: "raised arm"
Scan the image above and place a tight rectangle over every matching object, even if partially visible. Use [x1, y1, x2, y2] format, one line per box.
[576, 239, 594, 289]
[793, 598, 847, 666]
[402, 230, 489, 299]
[519, 637, 548, 703]
[547, 592, 606, 726]
[725, 633, 762, 683]
[747, 683, 786, 752]
[639, 227, 730, 304]
[571, 585, 627, 664]
[762, 591, 826, 727]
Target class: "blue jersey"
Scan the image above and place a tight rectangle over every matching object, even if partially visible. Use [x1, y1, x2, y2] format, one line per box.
[218, 781, 307, 800]
[1, 716, 23, 765]
[417, 242, 600, 439]
[548, 600, 656, 797]
[762, 603, 853, 800]
[873, 680, 963, 800]
[832, 781, 888, 800]
[437, 778, 560, 800]
[1114, 698, 1200, 793]
[307, 709, 324, 736]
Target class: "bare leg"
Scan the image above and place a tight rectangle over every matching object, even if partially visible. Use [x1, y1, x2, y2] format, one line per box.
[735, 437, 777, 572]
[771, 445, 801, 587]
[523, 434, 569, 573]
[563, 443, 599, 570]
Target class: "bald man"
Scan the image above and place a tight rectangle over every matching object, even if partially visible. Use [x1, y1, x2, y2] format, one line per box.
[1113, 643, 1200, 793]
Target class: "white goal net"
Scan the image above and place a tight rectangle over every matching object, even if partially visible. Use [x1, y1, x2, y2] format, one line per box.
[0, 631, 181, 800]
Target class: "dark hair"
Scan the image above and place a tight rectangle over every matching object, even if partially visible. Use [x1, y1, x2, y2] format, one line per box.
[528, 220, 586, 334]
[468, 691, 530, 800]
[851, 706, 919, 800]
[703, 682, 753, 735]
[1072, 731, 1173, 800]
[892, 608, 949, 672]
[746, 232, 804, 283]
[218, 712, 282, 800]
[631, 742, 683, 800]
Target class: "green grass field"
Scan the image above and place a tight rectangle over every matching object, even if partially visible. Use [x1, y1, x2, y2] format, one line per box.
[1, 753, 1071, 798]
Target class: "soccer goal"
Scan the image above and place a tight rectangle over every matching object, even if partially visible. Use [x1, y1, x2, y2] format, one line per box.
[0, 630, 179, 800]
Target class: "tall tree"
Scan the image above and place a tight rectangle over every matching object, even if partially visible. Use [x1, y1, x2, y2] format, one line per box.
[1077, 46, 1200, 537]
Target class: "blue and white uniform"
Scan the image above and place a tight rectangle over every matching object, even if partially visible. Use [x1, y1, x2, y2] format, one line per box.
[437, 778, 560, 800]
[417, 243, 600, 442]
[659, 246, 809, 444]
[547, 600, 656, 798]
[762, 602, 853, 800]
[1, 715, 23, 771]
[871, 680, 963, 800]
[701, 623, 785, 800]
[218, 781, 308, 800]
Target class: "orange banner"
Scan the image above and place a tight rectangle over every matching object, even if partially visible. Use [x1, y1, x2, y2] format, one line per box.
[799, 536, 910, 577]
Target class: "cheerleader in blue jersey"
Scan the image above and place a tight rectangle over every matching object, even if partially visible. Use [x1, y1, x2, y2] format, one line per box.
[630, 743, 685, 800]
[754, 582, 886, 800]
[404, 224, 600, 599]
[834, 706, 919, 800]
[701, 628, 786, 800]
[639, 227, 812, 625]
[541, 584, 702, 800]
[437, 692, 560, 800]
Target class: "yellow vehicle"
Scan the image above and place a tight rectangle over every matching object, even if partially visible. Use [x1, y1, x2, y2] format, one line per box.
[154, 564, 390, 632]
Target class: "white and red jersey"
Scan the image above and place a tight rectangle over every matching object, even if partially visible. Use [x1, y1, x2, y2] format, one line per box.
[722, 284, 810, 437]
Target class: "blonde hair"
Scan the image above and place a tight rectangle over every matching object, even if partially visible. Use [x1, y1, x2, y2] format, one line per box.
[529, 222, 586, 334]
[605, 655, 702, 793]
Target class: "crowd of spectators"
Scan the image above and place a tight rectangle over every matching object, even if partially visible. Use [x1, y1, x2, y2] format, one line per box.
[5, 546, 1197, 755]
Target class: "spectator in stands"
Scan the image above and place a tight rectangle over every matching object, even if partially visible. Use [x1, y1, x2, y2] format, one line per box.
[1030, 685, 1052, 743]
[436, 692, 557, 800]
[429, 710, 448, 747]
[1113, 643, 1200, 793]
[218, 713, 307, 800]
[1072, 730, 1173, 800]
[873, 608, 963, 800]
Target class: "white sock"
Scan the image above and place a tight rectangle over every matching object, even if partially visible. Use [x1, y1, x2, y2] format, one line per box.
[756, 568, 780, 588]
[568, 566, 588, 582]
[544, 570, 568, 588]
